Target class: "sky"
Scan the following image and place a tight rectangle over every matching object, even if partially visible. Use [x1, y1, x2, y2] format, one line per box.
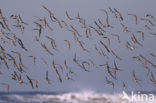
[0, 0, 156, 93]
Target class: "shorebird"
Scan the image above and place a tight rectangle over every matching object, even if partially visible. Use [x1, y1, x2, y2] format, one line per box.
[45, 36, 58, 51]
[105, 62, 117, 80]
[105, 76, 115, 89]
[140, 54, 156, 69]
[81, 63, 90, 72]
[42, 5, 54, 16]
[146, 14, 155, 21]
[0, 56, 9, 69]
[33, 21, 42, 38]
[64, 40, 71, 50]
[100, 9, 110, 27]
[61, 20, 68, 27]
[28, 55, 36, 65]
[41, 43, 54, 56]
[109, 7, 118, 18]
[137, 31, 144, 41]
[126, 41, 136, 50]
[132, 70, 142, 87]
[114, 8, 123, 21]
[52, 60, 62, 83]
[103, 37, 110, 45]
[5, 36, 16, 46]
[0, 21, 5, 29]
[128, 14, 138, 25]
[65, 73, 74, 81]
[111, 49, 122, 61]
[150, 53, 156, 59]
[11, 51, 23, 64]
[18, 15, 28, 25]
[70, 25, 81, 37]
[131, 33, 143, 47]
[43, 17, 53, 31]
[94, 21, 106, 33]
[66, 11, 74, 20]
[77, 40, 89, 52]
[122, 81, 128, 90]
[110, 34, 121, 43]
[132, 56, 142, 63]
[26, 75, 34, 89]
[45, 71, 51, 84]
[94, 44, 101, 55]
[41, 58, 49, 67]
[141, 18, 155, 27]
[98, 19, 106, 28]
[150, 72, 156, 87]
[64, 59, 70, 69]
[145, 25, 151, 30]
[17, 38, 28, 51]
[100, 41, 110, 53]
[0, 9, 10, 31]
[100, 62, 116, 80]
[120, 23, 129, 32]
[33, 79, 39, 88]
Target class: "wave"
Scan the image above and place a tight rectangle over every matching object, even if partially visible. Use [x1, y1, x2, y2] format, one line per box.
[0, 90, 156, 103]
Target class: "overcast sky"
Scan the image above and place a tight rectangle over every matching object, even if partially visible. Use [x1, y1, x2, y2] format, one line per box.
[0, 0, 156, 93]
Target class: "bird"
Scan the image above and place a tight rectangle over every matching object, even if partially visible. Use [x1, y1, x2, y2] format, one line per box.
[17, 37, 28, 51]
[81, 63, 90, 72]
[137, 31, 144, 41]
[0, 21, 5, 29]
[34, 79, 39, 88]
[41, 58, 49, 67]
[103, 36, 110, 45]
[43, 17, 53, 31]
[100, 41, 110, 53]
[105, 76, 115, 89]
[0, 56, 9, 69]
[65, 11, 74, 20]
[52, 60, 62, 83]
[122, 81, 128, 91]
[77, 40, 89, 52]
[111, 49, 122, 61]
[0, 9, 10, 31]
[64, 59, 70, 69]
[149, 72, 156, 87]
[100, 9, 110, 27]
[132, 70, 142, 87]
[28, 55, 36, 65]
[45, 71, 51, 84]
[41, 43, 54, 56]
[150, 53, 156, 59]
[141, 18, 155, 27]
[65, 73, 74, 81]
[128, 14, 138, 25]
[64, 40, 71, 50]
[33, 21, 42, 38]
[26, 75, 34, 89]
[18, 14, 28, 25]
[114, 8, 123, 21]
[146, 14, 155, 21]
[98, 19, 106, 28]
[110, 34, 121, 43]
[94, 21, 106, 33]
[131, 33, 143, 47]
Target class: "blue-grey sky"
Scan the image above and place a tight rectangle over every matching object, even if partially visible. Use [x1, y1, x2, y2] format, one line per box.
[0, 0, 156, 93]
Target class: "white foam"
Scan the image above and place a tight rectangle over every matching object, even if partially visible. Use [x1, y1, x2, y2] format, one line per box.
[2, 90, 156, 103]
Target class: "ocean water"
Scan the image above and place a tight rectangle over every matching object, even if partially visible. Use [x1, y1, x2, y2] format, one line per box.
[0, 91, 156, 103]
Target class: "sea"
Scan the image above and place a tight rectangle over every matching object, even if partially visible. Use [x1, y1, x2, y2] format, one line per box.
[0, 90, 156, 103]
